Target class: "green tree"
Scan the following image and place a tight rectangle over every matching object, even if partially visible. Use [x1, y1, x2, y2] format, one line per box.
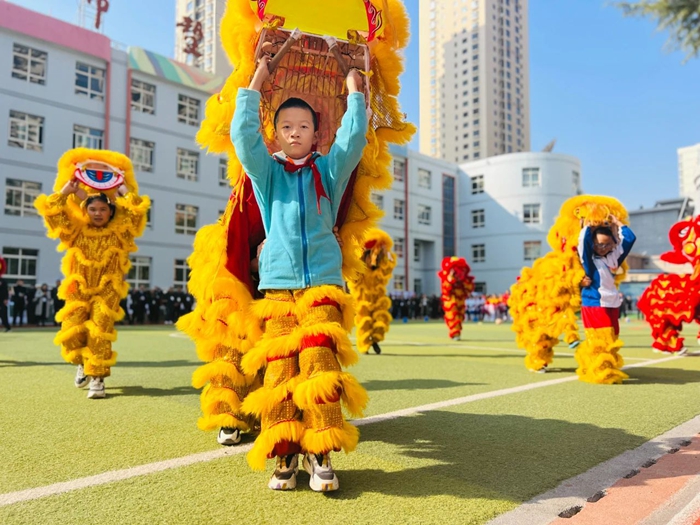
[616, 0, 700, 60]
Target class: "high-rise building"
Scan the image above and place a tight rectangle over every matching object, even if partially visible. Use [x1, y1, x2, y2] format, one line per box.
[678, 143, 700, 199]
[174, 0, 232, 77]
[419, 0, 530, 163]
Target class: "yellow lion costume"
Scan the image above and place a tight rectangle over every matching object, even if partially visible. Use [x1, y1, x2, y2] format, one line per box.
[508, 195, 631, 384]
[176, 0, 414, 471]
[34, 148, 150, 379]
[348, 228, 397, 354]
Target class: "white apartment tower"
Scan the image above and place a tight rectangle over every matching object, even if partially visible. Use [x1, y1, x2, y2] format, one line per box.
[678, 143, 700, 199]
[174, 0, 232, 77]
[419, 0, 530, 162]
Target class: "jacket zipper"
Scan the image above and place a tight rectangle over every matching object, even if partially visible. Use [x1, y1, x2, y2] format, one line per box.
[297, 172, 311, 287]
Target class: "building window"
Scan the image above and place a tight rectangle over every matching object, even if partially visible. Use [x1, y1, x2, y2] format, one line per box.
[417, 204, 432, 225]
[414, 240, 421, 262]
[414, 278, 422, 294]
[175, 203, 198, 235]
[127, 256, 151, 287]
[8, 110, 44, 151]
[471, 174, 484, 194]
[394, 199, 405, 221]
[12, 43, 47, 85]
[418, 168, 431, 189]
[523, 203, 541, 224]
[370, 192, 384, 210]
[75, 62, 105, 100]
[219, 158, 228, 186]
[394, 237, 404, 258]
[471, 243, 485, 263]
[131, 138, 155, 172]
[5, 179, 41, 217]
[174, 259, 190, 289]
[72, 125, 104, 149]
[178, 94, 200, 126]
[176, 148, 199, 181]
[131, 79, 156, 114]
[471, 208, 485, 228]
[523, 240, 542, 261]
[573, 170, 580, 193]
[146, 200, 153, 228]
[393, 275, 405, 291]
[393, 158, 406, 182]
[2, 247, 38, 285]
[474, 281, 487, 294]
[522, 167, 540, 187]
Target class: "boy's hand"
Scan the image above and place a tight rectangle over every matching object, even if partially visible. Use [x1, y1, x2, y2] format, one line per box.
[249, 56, 271, 91]
[608, 214, 622, 227]
[61, 179, 79, 196]
[116, 184, 128, 197]
[346, 69, 362, 94]
[580, 276, 592, 288]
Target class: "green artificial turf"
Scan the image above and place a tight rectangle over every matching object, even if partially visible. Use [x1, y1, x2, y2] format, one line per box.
[1, 319, 699, 525]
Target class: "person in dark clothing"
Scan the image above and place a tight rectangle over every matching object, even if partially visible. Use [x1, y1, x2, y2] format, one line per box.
[51, 279, 64, 326]
[149, 287, 162, 324]
[34, 283, 51, 326]
[26, 285, 37, 325]
[0, 259, 10, 332]
[11, 280, 27, 326]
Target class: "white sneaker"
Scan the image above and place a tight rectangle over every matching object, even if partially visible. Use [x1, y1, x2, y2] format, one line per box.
[87, 377, 105, 399]
[303, 453, 339, 492]
[530, 364, 547, 374]
[217, 427, 241, 446]
[451, 334, 461, 341]
[677, 347, 688, 356]
[268, 454, 298, 490]
[74, 364, 89, 388]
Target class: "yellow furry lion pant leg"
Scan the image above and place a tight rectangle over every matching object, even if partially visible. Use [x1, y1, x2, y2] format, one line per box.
[83, 283, 122, 378]
[576, 327, 627, 384]
[54, 297, 89, 366]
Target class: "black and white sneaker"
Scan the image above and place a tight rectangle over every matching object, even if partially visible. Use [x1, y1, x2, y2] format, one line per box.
[87, 377, 105, 399]
[74, 364, 89, 389]
[217, 427, 241, 446]
[268, 454, 298, 490]
[303, 453, 339, 492]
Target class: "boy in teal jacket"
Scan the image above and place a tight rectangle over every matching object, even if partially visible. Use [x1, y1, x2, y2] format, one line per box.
[232, 56, 369, 492]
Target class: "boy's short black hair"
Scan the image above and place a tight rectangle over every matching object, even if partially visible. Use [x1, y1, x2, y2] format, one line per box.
[85, 193, 116, 221]
[593, 225, 615, 241]
[274, 97, 318, 131]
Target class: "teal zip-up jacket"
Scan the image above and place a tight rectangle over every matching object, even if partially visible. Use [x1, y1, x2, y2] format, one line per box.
[231, 89, 368, 290]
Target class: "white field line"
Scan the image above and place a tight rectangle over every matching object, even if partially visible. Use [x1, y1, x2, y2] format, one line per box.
[0, 352, 690, 508]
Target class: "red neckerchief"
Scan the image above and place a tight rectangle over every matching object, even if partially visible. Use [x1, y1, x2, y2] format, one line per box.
[274, 152, 330, 214]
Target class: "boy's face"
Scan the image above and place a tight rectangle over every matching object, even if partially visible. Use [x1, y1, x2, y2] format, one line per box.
[593, 233, 615, 257]
[275, 107, 318, 160]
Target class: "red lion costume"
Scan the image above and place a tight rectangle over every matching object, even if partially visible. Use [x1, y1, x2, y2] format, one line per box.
[437, 256, 475, 340]
[637, 215, 700, 353]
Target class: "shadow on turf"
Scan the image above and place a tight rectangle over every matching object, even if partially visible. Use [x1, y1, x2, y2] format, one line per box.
[117, 360, 197, 368]
[329, 411, 659, 503]
[110, 385, 198, 397]
[362, 379, 480, 391]
[0, 359, 61, 367]
[624, 365, 700, 385]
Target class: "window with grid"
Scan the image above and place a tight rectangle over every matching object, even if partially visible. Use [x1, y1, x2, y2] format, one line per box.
[522, 167, 540, 187]
[146, 199, 153, 228]
[471, 243, 485, 263]
[12, 43, 47, 85]
[370, 192, 384, 210]
[414, 278, 422, 294]
[394, 199, 405, 221]
[393, 158, 406, 182]
[2, 247, 38, 285]
[471, 174, 484, 194]
[393, 274, 405, 291]
[219, 158, 228, 187]
[5, 178, 41, 217]
[72, 125, 103, 149]
[175, 204, 198, 235]
[75, 62, 105, 100]
[178, 94, 200, 126]
[523, 203, 541, 224]
[127, 256, 151, 287]
[131, 138, 155, 172]
[174, 259, 190, 289]
[418, 168, 431, 189]
[417, 204, 432, 225]
[471, 208, 485, 228]
[176, 148, 199, 181]
[523, 240, 542, 261]
[394, 237, 404, 258]
[131, 79, 156, 114]
[8, 110, 44, 151]
[414, 240, 421, 262]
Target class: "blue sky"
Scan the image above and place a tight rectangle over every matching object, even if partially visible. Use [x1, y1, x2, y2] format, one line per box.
[9, 0, 700, 209]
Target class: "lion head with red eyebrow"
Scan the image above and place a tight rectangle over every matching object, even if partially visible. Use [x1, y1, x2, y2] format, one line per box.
[661, 215, 700, 265]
